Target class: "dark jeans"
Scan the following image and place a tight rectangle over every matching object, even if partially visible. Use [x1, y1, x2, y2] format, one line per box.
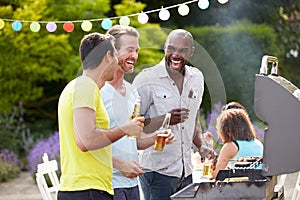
[139, 172, 192, 200]
[58, 189, 113, 200]
[113, 185, 140, 200]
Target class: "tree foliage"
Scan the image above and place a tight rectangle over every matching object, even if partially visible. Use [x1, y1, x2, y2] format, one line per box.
[0, 0, 74, 112]
[0, 0, 299, 132]
[187, 20, 281, 118]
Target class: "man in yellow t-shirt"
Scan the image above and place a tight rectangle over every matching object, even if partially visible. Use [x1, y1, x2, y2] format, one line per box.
[57, 33, 144, 200]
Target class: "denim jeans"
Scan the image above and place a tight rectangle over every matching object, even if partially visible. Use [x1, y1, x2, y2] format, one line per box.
[113, 185, 140, 200]
[139, 171, 192, 200]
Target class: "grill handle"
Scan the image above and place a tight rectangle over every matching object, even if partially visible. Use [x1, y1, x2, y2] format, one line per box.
[259, 55, 279, 76]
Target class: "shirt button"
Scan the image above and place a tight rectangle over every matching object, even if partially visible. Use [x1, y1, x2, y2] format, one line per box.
[182, 127, 184, 129]
[173, 83, 176, 86]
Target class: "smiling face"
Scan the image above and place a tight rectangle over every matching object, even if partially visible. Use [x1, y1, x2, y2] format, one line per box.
[117, 34, 139, 74]
[164, 32, 194, 73]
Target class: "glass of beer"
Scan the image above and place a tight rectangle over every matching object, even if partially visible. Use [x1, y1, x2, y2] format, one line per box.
[203, 161, 213, 177]
[154, 129, 170, 152]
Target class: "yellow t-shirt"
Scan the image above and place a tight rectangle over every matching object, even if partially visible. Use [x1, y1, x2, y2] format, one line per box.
[58, 75, 113, 194]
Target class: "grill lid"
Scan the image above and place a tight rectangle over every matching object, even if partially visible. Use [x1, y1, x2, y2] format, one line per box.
[254, 55, 300, 176]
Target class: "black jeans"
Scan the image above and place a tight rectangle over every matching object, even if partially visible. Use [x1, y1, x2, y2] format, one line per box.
[58, 189, 113, 200]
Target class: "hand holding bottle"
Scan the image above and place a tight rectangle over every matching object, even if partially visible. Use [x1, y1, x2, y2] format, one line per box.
[128, 96, 142, 138]
[168, 108, 190, 125]
[154, 113, 171, 152]
[120, 117, 144, 138]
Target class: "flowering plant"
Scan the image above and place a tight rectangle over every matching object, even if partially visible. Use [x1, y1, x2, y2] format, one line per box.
[27, 131, 60, 176]
[0, 149, 22, 182]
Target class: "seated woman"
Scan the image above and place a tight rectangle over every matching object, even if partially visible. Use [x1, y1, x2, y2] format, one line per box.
[209, 105, 263, 180]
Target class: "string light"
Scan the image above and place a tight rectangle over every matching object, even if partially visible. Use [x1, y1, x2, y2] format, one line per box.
[63, 22, 74, 32]
[12, 21, 22, 31]
[0, 0, 227, 32]
[178, 4, 190, 16]
[218, 0, 229, 4]
[138, 12, 149, 24]
[198, 0, 210, 10]
[30, 22, 41, 32]
[46, 22, 57, 32]
[119, 16, 130, 26]
[81, 20, 93, 32]
[101, 19, 113, 30]
[0, 19, 5, 29]
[159, 6, 170, 21]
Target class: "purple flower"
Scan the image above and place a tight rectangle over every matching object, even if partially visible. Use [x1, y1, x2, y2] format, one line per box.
[253, 123, 265, 141]
[0, 149, 22, 168]
[27, 131, 60, 175]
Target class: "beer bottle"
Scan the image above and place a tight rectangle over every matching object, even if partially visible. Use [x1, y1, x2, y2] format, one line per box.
[128, 96, 141, 138]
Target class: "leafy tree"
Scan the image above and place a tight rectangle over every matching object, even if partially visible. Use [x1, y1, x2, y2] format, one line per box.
[136, 0, 300, 83]
[0, 0, 74, 113]
[0, 0, 113, 125]
[187, 20, 281, 118]
[273, 2, 300, 86]
[1, 0, 298, 134]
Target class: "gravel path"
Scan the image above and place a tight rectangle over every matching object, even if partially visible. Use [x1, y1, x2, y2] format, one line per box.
[0, 172, 42, 200]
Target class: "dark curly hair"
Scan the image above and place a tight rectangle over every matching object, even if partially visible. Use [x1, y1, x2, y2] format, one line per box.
[217, 109, 258, 143]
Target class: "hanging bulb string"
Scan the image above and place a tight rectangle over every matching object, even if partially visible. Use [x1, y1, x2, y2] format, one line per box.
[0, 0, 199, 24]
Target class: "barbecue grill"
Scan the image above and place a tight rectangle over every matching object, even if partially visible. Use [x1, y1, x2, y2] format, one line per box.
[171, 55, 300, 200]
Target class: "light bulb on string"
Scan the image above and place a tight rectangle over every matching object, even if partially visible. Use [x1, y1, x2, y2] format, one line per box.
[12, 21, 22, 31]
[63, 21, 74, 32]
[46, 22, 57, 32]
[138, 12, 149, 24]
[159, 7, 170, 21]
[101, 19, 113, 30]
[30, 22, 40, 32]
[0, 19, 5, 30]
[178, 4, 190, 16]
[218, 0, 229, 4]
[198, 0, 210, 10]
[81, 20, 92, 32]
[119, 16, 130, 26]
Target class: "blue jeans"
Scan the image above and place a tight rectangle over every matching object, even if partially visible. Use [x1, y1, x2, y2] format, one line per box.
[113, 185, 140, 200]
[139, 172, 192, 200]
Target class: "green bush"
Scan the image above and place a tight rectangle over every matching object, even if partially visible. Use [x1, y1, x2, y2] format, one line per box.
[0, 149, 21, 182]
[0, 160, 20, 182]
[0, 102, 36, 164]
[187, 20, 281, 118]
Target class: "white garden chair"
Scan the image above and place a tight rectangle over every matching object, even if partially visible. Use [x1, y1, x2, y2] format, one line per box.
[35, 153, 60, 200]
[292, 171, 300, 200]
[272, 174, 287, 199]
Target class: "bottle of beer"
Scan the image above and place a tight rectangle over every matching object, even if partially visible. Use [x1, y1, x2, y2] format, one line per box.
[154, 113, 171, 151]
[128, 96, 141, 138]
[130, 96, 141, 119]
[161, 112, 171, 129]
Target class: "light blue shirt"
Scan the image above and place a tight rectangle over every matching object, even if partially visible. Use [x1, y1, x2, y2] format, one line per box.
[231, 139, 264, 169]
[101, 81, 139, 189]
